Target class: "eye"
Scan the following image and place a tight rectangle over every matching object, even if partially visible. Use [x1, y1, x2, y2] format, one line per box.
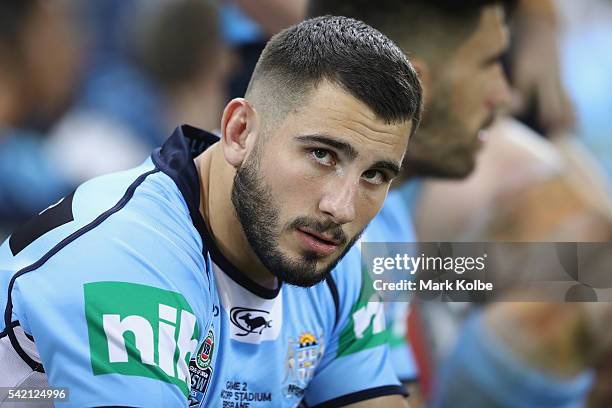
[482, 53, 504, 69]
[361, 169, 386, 185]
[311, 148, 335, 166]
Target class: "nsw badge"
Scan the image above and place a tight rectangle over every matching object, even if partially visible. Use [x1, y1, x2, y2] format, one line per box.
[189, 327, 215, 406]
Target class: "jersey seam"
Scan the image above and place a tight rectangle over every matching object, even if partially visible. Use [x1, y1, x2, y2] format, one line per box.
[3, 168, 160, 372]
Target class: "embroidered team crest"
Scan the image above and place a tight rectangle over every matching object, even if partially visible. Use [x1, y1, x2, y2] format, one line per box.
[189, 327, 215, 407]
[196, 329, 214, 369]
[282, 332, 324, 399]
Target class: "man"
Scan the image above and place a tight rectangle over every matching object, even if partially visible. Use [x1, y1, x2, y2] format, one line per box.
[310, 2, 612, 407]
[0, 16, 422, 407]
[310, 0, 513, 393]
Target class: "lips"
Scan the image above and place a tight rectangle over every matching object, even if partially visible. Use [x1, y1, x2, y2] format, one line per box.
[298, 227, 340, 245]
[295, 228, 340, 257]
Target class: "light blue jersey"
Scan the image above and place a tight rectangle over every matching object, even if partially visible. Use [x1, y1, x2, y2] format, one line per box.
[0, 125, 404, 407]
[358, 187, 418, 382]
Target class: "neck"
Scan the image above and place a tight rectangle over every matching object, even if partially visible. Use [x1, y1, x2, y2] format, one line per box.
[195, 146, 278, 289]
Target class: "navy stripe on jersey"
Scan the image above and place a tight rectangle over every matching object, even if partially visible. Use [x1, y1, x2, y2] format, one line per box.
[0, 319, 19, 339]
[201, 223, 282, 299]
[308, 385, 408, 408]
[3, 169, 160, 371]
[325, 275, 340, 330]
[152, 124, 218, 282]
[9, 191, 75, 256]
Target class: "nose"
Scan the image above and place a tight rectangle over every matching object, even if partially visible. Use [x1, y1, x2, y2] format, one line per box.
[318, 177, 357, 225]
[486, 64, 512, 111]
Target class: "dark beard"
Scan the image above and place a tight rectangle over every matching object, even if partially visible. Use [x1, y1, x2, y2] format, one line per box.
[402, 83, 490, 179]
[231, 152, 362, 287]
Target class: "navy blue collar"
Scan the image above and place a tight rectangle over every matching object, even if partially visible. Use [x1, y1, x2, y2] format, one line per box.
[153, 124, 218, 212]
[152, 125, 281, 299]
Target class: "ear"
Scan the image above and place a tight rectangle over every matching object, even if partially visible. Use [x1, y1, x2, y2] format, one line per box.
[410, 56, 432, 110]
[220, 98, 259, 168]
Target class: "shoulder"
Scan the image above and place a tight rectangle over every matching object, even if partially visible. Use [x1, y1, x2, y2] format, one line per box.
[0, 159, 210, 334]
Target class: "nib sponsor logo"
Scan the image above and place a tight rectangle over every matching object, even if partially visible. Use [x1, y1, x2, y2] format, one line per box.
[337, 270, 388, 357]
[84, 282, 200, 396]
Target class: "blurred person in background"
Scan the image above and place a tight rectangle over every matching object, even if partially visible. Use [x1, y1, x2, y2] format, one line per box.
[396, 0, 612, 402]
[0, 0, 82, 235]
[311, 0, 612, 407]
[414, 118, 612, 243]
[0, 0, 232, 238]
[46, 0, 231, 185]
[408, 8, 612, 396]
[220, 0, 307, 98]
[132, 0, 229, 133]
[0, 0, 80, 132]
[505, 0, 576, 137]
[414, 0, 612, 245]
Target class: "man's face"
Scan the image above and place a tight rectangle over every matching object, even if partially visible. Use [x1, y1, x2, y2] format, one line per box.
[232, 82, 411, 287]
[406, 5, 511, 178]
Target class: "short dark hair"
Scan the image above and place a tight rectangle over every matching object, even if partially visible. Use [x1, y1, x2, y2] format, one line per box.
[309, 0, 517, 61]
[246, 16, 422, 134]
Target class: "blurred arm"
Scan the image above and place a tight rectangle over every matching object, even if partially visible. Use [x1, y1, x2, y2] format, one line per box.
[510, 0, 575, 134]
[430, 308, 599, 408]
[486, 303, 612, 378]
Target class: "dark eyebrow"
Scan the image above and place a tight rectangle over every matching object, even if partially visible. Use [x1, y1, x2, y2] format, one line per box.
[295, 134, 358, 161]
[297, 134, 401, 177]
[371, 160, 401, 178]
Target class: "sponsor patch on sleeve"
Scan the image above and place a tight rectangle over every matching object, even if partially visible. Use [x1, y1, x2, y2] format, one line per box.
[84, 281, 200, 397]
[337, 268, 388, 357]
